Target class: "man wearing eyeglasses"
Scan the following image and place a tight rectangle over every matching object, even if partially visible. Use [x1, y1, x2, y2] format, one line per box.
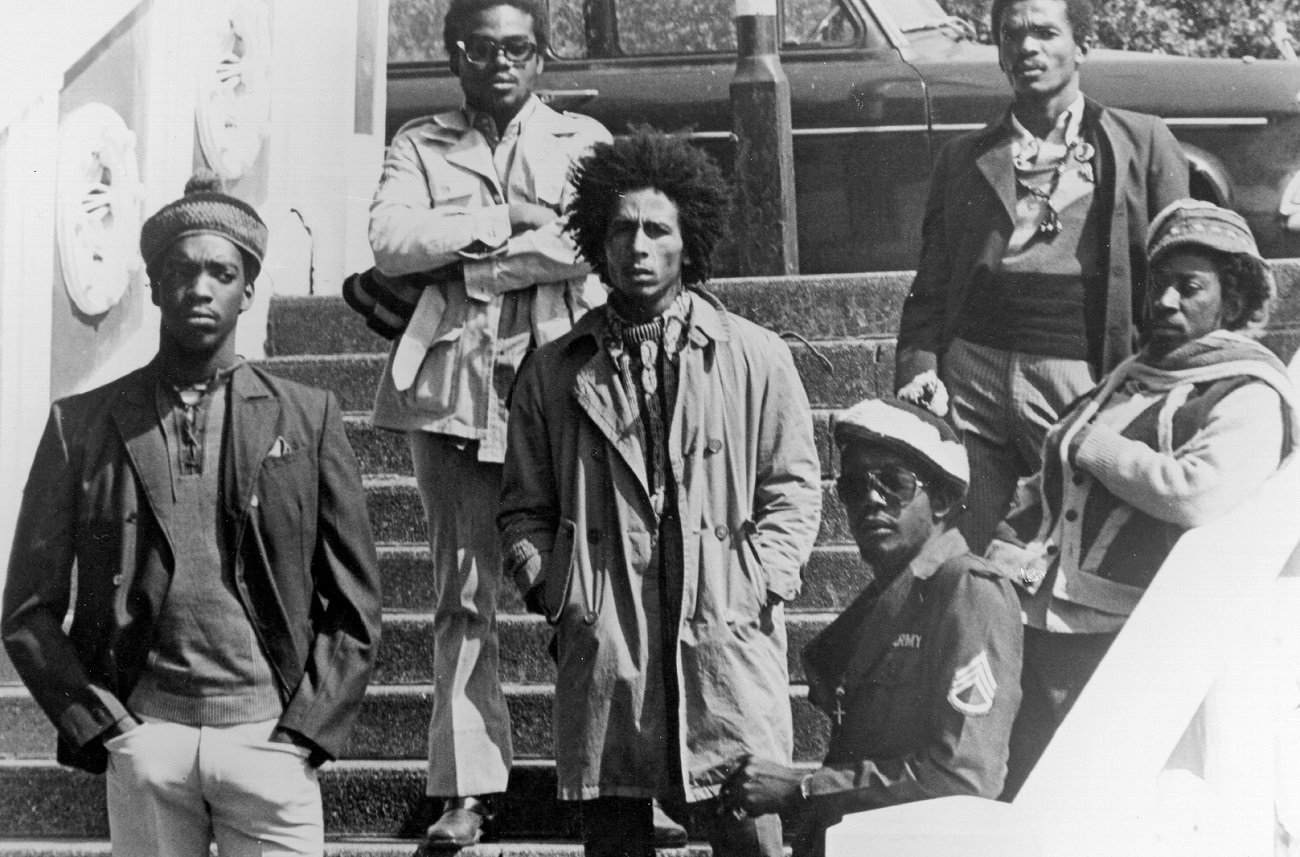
[367, 0, 611, 849]
[720, 398, 1023, 857]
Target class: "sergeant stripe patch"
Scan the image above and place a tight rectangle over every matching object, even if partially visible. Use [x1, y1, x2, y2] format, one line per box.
[948, 650, 997, 716]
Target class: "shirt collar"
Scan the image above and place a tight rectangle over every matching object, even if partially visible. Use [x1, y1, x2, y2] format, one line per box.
[461, 94, 540, 141]
[1008, 92, 1086, 152]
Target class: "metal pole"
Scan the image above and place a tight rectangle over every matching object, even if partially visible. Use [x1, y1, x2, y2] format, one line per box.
[731, 0, 799, 275]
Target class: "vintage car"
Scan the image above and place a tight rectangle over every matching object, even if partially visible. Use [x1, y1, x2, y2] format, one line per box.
[386, 0, 1300, 274]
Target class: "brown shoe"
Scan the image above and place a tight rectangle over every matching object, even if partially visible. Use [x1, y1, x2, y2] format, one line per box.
[652, 799, 688, 848]
[424, 797, 492, 851]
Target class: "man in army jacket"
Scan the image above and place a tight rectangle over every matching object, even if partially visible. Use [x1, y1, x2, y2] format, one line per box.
[721, 398, 1023, 857]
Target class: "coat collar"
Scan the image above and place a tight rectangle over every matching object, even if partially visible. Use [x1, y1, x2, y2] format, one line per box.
[974, 96, 1121, 224]
[906, 527, 971, 580]
[566, 288, 732, 504]
[225, 363, 279, 522]
[411, 96, 583, 187]
[111, 362, 278, 549]
[564, 287, 733, 352]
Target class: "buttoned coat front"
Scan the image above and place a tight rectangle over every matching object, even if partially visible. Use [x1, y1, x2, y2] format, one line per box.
[895, 100, 1189, 388]
[369, 100, 611, 461]
[1, 363, 383, 774]
[499, 291, 823, 802]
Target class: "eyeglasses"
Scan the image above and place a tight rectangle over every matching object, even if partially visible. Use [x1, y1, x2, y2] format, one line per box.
[457, 35, 539, 68]
[836, 466, 924, 507]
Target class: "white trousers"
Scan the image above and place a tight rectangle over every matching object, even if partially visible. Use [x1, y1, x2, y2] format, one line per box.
[409, 432, 513, 797]
[105, 718, 323, 857]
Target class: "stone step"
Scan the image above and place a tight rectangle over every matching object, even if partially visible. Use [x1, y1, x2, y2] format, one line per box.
[343, 412, 840, 480]
[258, 337, 893, 414]
[376, 543, 865, 615]
[0, 840, 460, 857]
[0, 682, 831, 764]
[371, 613, 836, 686]
[362, 477, 853, 549]
[266, 275, 916, 358]
[0, 759, 813, 841]
[0, 842, 719, 857]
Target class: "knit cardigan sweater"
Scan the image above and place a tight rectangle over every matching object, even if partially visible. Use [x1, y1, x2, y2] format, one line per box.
[992, 331, 1299, 632]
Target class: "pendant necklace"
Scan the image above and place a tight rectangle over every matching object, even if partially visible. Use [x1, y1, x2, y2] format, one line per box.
[1020, 137, 1094, 237]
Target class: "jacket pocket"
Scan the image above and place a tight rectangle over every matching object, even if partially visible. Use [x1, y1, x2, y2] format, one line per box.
[403, 324, 464, 418]
[432, 168, 482, 208]
[737, 520, 769, 607]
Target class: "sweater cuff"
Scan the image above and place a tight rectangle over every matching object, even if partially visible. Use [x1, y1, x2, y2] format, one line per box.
[504, 539, 543, 592]
[1074, 423, 1127, 476]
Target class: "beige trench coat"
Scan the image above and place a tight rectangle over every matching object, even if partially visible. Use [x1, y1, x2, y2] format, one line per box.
[499, 291, 823, 801]
[368, 99, 611, 460]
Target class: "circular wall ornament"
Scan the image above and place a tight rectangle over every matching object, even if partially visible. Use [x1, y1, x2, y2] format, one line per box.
[56, 103, 144, 317]
[195, 0, 271, 180]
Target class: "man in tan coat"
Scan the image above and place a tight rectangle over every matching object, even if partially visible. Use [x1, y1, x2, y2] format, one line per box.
[367, 0, 609, 846]
[499, 131, 822, 857]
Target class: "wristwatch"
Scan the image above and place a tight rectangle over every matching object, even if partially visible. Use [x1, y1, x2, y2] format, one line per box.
[799, 772, 815, 801]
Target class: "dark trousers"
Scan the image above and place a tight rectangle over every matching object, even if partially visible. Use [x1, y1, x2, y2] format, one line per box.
[580, 797, 783, 857]
[1002, 627, 1117, 799]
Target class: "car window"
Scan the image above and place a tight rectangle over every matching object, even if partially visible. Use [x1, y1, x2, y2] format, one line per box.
[388, 0, 862, 62]
[783, 0, 861, 48]
[613, 0, 737, 56]
[875, 0, 970, 33]
[389, 0, 450, 63]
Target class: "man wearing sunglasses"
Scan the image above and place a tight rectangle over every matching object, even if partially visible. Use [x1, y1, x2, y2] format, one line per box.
[367, 0, 611, 849]
[720, 398, 1023, 857]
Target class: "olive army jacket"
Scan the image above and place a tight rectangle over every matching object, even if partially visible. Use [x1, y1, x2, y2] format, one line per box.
[800, 529, 1022, 833]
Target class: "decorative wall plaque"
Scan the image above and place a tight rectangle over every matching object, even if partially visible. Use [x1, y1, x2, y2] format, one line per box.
[196, 0, 271, 180]
[56, 103, 144, 317]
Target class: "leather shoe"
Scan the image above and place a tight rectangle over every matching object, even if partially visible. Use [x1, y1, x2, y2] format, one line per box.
[652, 799, 688, 848]
[425, 796, 492, 851]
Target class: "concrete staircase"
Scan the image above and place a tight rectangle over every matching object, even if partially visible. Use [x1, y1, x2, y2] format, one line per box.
[3, 266, 1298, 855]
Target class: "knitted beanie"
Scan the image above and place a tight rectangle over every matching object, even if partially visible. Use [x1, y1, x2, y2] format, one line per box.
[140, 170, 268, 278]
[834, 396, 970, 492]
[1147, 199, 1263, 266]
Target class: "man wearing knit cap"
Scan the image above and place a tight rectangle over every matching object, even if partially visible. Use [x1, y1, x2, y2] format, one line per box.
[3, 171, 383, 857]
[721, 397, 1023, 857]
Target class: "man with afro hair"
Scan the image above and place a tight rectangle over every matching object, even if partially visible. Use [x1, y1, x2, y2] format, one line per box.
[499, 130, 823, 856]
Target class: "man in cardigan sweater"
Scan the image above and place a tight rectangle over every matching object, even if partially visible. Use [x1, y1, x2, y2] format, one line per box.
[895, 0, 1188, 552]
[2, 172, 382, 857]
[987, 199, 1299, 796]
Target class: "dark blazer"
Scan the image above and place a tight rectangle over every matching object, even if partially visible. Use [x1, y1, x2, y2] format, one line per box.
[896, 99, 1189, 387]
[2, 362, 382, 774]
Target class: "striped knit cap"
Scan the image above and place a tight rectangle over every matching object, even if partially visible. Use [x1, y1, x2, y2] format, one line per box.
[140, 170, 268, 277]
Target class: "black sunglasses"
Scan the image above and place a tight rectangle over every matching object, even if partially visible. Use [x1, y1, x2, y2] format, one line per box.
[836, 466, 924, 507]
[458, 35, 539, 68]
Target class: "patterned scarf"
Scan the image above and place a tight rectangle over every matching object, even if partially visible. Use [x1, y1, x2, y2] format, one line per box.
[1059, 331, 1299, 467]
[603, 291, 692, 516]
